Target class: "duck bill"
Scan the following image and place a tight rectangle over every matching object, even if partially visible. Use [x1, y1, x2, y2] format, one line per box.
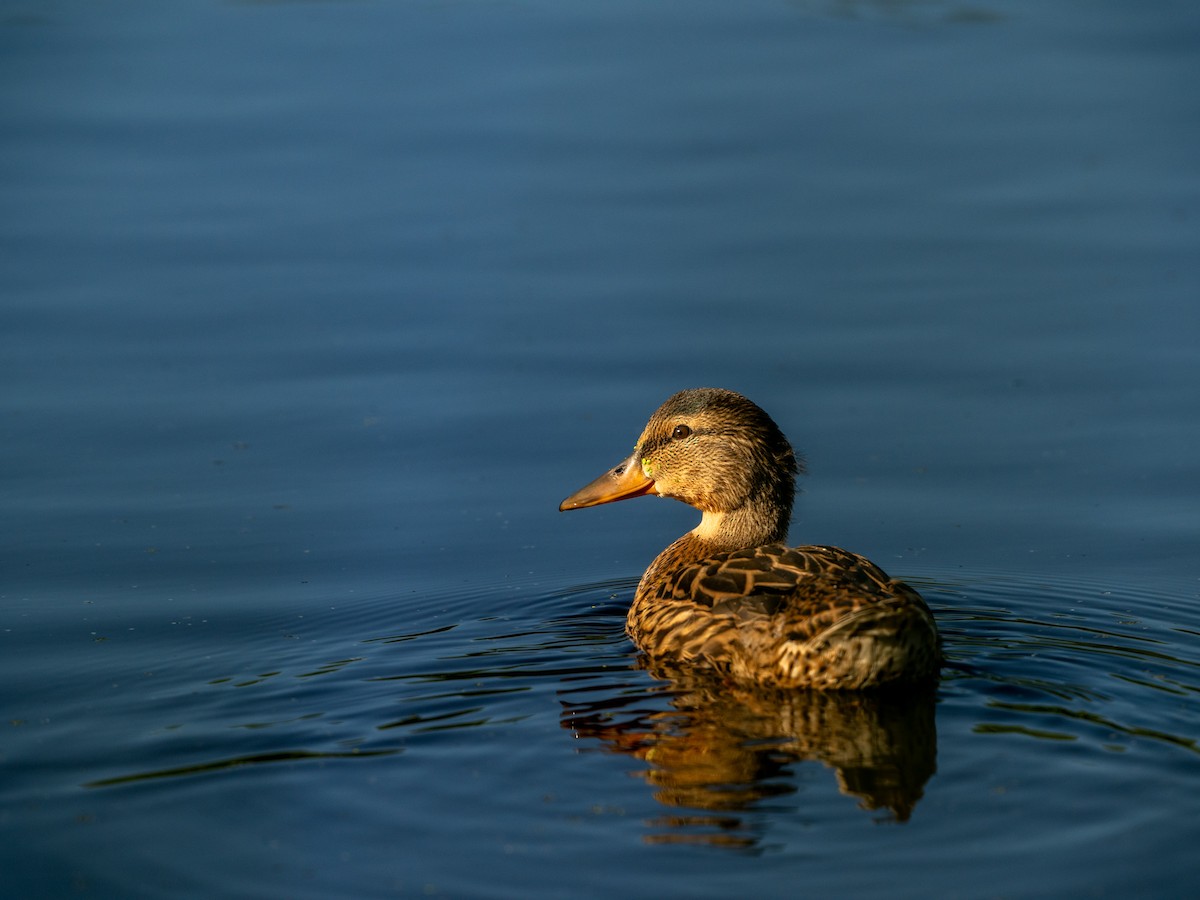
[559, 452, 657, 511]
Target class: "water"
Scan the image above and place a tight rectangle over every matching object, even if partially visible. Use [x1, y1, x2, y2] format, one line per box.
[2, 0, 1198, 896]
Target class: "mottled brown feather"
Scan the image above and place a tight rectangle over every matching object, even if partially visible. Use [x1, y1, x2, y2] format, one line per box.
[629, 542, 939, 689]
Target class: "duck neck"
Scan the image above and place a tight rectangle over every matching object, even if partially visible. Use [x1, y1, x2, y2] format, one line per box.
[691, 496, 790, 553]
[637, 496, 791, 600]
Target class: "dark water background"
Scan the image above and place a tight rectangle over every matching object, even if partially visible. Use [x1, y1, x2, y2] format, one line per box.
[2, 0, 1198, 896]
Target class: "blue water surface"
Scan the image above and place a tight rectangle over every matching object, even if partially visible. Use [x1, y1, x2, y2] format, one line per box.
[2, 0, 1198, 896]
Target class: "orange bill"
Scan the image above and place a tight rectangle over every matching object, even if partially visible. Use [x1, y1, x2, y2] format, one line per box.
[559, 452, 657, 511]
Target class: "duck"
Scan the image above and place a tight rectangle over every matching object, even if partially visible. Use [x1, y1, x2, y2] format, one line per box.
[559, 388, 940, 690]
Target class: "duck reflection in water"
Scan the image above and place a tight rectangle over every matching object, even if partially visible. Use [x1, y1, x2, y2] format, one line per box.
[561, 666, 937, 844]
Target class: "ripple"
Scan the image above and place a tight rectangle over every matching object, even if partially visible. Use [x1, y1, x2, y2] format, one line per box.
[77, 566, 1200, 858]
[921, 568, 1200, 759]
[85, 748, 400, 789]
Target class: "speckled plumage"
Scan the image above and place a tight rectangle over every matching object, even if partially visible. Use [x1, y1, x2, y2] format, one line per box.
[560, 388, 940, 690]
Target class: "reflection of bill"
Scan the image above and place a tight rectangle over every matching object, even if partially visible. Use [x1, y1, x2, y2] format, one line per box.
[562, 668, 937, 844]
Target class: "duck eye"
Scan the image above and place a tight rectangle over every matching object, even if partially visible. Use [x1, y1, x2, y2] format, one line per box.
[671, 424, 692, 440]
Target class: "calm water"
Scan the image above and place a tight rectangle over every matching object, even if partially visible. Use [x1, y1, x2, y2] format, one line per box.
[2, 0, 1198, 896]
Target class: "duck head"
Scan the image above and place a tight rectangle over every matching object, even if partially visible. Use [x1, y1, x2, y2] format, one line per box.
[560, 388, 802, 546]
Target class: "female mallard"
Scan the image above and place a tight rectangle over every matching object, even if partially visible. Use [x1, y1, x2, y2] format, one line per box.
[560, 388, 939, 689]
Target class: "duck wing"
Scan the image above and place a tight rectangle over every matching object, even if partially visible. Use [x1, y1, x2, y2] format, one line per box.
[666, 543, 900, 612]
